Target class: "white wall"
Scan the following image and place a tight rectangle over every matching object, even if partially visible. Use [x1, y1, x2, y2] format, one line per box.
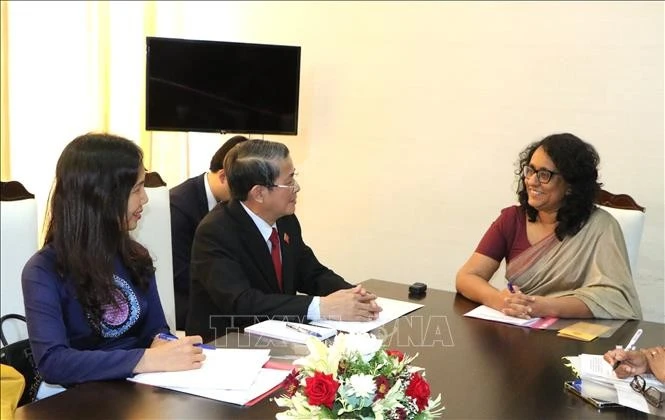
[7, 3, 96, 234]
[7, 1, 664, 322]
[177, 1, 664, 322]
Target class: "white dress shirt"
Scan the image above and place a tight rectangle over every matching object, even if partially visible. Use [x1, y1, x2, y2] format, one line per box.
[203, 172, 218, 211]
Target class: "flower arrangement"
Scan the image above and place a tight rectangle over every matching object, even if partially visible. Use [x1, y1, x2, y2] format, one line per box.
[275, 333, 444, 419]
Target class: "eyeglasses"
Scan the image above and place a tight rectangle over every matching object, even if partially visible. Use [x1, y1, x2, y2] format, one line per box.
[270, 178, 300, 194]
[522, 166, 560, 184]
[631, 375, 664, 408]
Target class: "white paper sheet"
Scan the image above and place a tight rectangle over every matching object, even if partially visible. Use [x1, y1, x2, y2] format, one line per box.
[310, 297, 424, 333]
[128, 348, 270, 390]
[463, 305, 542, 327]
[160, 368, 290, 406]
[614, 380, 665, 417]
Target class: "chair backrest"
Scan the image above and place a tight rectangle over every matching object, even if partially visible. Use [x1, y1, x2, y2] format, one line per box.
[130, 172, 176, 331]
[595, 189, 645, 276]
[0, 181, 39, 344]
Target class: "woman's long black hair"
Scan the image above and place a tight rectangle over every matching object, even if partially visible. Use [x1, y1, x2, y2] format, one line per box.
[44, 133, 155, 330]
[516, 133, 602, 240]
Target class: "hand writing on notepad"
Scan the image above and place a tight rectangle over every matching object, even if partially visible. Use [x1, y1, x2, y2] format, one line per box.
[604, 345, 665, 383]
[134, 335, 207, 374]
[320, 285, 383, 321]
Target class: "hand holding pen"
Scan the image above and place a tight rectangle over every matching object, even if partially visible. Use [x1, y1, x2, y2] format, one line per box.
[608, 328, 643, 371]
[501, 282, 535, 319]
[156, 333, 216, 350]
[605, 344, 665, 382]
[135, 334, 207, 374]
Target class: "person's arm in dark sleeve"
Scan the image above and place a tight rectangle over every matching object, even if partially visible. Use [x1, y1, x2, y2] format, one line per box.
[22, 257, 145, 386]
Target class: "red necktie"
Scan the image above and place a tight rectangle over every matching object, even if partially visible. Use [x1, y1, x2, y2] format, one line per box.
[269, 228, 283, 291]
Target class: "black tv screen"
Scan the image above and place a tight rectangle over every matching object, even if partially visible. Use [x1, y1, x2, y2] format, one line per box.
[146, 36, 301, 135]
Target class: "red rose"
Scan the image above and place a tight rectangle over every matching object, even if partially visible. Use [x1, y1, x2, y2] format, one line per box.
[304, 371, 339, 409]
[386, 349, 404, 362]
[405, 372, 430, 411]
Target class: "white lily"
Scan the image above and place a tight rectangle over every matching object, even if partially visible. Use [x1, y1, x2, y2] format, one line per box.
[275, 393, 324, 419]
[293, 337, 342, 376]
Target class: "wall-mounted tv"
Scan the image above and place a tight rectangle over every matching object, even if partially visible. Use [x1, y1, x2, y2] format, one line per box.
[146, 36, 301, 135]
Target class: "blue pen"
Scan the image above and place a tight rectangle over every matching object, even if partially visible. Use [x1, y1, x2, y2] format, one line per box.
[157, 333, 215, 350]
[507, 282, 515, 293]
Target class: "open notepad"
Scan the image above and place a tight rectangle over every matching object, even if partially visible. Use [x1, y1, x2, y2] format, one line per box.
[141, 367, 290, 406]
[128, 348, 291, 406]
[129, 348, 270, 389]
[463, 305, 558, 328]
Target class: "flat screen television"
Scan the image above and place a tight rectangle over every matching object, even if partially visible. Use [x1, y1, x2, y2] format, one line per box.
[146, 36, 301, 135]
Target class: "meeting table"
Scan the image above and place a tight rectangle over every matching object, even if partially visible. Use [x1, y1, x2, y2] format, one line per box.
[15, 279, 665, 419]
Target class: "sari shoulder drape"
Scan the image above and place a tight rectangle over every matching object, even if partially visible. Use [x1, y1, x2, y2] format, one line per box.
[505, 208, 641, 319]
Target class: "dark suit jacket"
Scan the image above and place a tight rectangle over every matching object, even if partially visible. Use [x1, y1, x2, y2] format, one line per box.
[186, 200, 352, 341]
[169, 173, 209, 330]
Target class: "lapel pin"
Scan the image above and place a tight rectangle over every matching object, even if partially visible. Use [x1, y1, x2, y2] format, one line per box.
[283, 233, 290, 245]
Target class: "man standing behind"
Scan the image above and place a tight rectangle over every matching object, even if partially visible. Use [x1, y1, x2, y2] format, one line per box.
[170, 135, 248, 330]
[186, 140, 381, 341]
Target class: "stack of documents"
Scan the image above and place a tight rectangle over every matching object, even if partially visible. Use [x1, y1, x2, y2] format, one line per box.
[564, 353, 665, 416]
[128, 348, 290, 406]
[245, 320, 337, 344]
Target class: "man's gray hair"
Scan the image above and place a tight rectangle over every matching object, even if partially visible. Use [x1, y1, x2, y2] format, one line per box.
[223, 140, 290, 201]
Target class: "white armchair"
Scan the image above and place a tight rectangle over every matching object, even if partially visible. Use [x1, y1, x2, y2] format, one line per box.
[130, 172, 177, 332]
[0, 181, 39, 344]
[595, 189, 645, 276]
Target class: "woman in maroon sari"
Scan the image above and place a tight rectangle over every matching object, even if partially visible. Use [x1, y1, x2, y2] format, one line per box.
[456, 133, 641, 320]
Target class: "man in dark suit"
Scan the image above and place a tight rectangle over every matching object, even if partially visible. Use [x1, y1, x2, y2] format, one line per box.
[186, 140, 381, 341]
[169, 135, 248, 330]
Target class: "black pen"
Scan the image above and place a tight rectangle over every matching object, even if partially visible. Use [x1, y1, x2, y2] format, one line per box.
[285, 323, 323, 338]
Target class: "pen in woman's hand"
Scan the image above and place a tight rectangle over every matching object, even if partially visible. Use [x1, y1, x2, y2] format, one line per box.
[157, 333, 215, 350]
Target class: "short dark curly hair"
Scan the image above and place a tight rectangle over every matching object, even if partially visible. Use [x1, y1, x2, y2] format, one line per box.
[516, 133, 603, 240]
